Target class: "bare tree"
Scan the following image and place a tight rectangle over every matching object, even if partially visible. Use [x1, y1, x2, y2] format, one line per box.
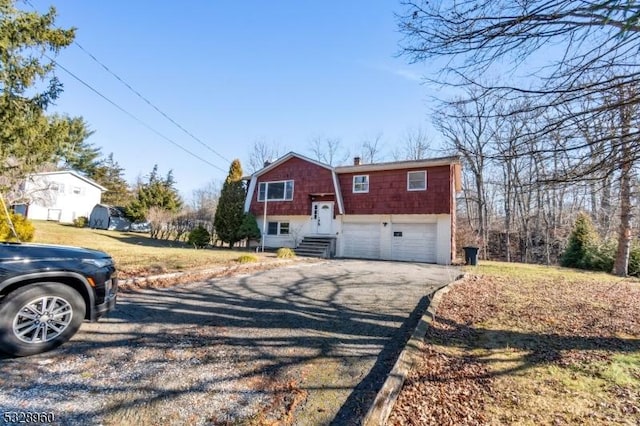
[399, 1, 640, 275]
[309, 136, 349, 166]
[434, 93, 499, 258]
[392, 127, 432, 161]
[246, 139, 282, 174]
[360, 132, 385, 163]
[191, 180, 220, 220]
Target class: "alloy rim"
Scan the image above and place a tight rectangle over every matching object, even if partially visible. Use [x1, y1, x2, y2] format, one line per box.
[12, 296, 73, 344]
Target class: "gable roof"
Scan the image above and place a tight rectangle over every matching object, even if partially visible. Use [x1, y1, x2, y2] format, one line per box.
[244, 152, 462, 214]
[244, 152, 344, 214]
[250, 151, 333, 178]
[29, 170, 108, 192]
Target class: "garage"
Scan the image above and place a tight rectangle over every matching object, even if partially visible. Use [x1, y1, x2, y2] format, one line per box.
[391, 223, 437, 263]
[342, 223, 381, 259]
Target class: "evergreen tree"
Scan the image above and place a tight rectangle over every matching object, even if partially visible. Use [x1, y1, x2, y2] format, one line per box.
[238, 213, 261, 242]
[92, 153, 131, 206]
[561, 212, 598, 269]
[0, 0, 76, 195]
[56, 116, 99, 175]
[125, 165, 182, 221]
[214, 159, 245, 248]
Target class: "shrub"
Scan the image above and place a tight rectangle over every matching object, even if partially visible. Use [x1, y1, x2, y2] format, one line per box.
[236, 254, 259, 263]
[73, 216, 88, 228]
[276, 247, 296, 259]
[584, 241, 615, 273]
[0, 213, 35, 242]
[238, 213, 261, 241]
[188, 225, 211, 248]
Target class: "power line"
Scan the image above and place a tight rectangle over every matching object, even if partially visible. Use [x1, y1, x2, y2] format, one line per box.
[50, 57, 229, 174]
[72, 41, 232, 165]
[24, 0, 231, 168]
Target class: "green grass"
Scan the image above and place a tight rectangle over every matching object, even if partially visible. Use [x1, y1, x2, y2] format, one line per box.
[30, 220, 269, 278]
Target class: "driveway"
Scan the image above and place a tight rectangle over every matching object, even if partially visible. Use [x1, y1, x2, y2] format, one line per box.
[0, 259, 457, 425]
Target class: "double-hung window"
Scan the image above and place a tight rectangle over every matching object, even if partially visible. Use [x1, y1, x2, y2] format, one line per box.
[407, 171, 427, 191]
[353, 175, 369, 193]
[258, 180, 294, 201]
[267, 221, 290, 235]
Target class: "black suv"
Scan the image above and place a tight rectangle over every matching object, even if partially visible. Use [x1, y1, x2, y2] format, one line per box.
[0, 242, 117, 356]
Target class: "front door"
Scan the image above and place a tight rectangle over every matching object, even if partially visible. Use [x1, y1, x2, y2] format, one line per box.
[312, 202, 333, 234]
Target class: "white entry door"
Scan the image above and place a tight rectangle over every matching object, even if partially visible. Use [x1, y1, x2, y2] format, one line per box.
[312, 202, 333, 234]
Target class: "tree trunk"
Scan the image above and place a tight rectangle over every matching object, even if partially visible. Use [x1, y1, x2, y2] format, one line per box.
[613, 97, 633, 277]
[613, 155, 632, 276]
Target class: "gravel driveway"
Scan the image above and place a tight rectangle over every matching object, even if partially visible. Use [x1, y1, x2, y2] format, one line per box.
[0, 259, 457, 425]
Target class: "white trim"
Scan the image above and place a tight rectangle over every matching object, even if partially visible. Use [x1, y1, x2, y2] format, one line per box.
[407, 170, 427, 191]
[267, 220, 290, 236]
[252, 152, 332, 178]
[332, 170, 345, 215]
[244, 177, 257, 213]
[335, 155, 460, 174]
[28, 170, 107, 192]
[258, 180, 294, 201]
[352, 175, 369, 193]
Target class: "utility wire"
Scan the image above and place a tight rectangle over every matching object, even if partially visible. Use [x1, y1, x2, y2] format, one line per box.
[24, 0, 231, 168]
[72, 41, 232, 165]
[50, 57, 228, 174]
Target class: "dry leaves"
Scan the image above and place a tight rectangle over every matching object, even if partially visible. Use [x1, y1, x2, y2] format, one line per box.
[388, 270, 640, 425]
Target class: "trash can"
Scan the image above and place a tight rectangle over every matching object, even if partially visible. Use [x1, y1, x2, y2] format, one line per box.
[463, 246, 479, 266]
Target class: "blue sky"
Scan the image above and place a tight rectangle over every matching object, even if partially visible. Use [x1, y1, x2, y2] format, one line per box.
[30, 1, 441, 198]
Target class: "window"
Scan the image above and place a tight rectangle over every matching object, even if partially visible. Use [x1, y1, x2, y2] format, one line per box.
[267, 221, 289, 235]
[279, 222, 290, 235]
[267, 222, 279, 235]
[407, 171, 427, 191]
[258, 180, 294, 201]
[72, 186, 83, 195]
[49, 183, 65, 194]
[353, 175, 369, 193]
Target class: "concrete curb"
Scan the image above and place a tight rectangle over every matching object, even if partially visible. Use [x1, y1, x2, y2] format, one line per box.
[362, 274, 465, 426]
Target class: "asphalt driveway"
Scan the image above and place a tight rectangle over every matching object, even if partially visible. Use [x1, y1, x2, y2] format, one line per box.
[0, 259, 457, 425]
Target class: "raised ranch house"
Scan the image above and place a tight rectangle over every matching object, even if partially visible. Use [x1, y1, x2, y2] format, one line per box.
[12, 171, 106, 224]
[244, 152, 462, 264]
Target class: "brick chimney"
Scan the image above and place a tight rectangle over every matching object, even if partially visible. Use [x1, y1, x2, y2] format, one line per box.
[353, 156, 361, 166]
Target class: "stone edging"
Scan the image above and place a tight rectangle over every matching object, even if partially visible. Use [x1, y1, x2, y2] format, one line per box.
[362, 274, 465, 426]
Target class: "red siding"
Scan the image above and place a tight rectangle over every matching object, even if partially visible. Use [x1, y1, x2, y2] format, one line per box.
[338, 165, 452, 215]
[249, 157, 335, 216]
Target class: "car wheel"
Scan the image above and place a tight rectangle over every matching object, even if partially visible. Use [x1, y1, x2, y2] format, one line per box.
[0, 283, 86, 357]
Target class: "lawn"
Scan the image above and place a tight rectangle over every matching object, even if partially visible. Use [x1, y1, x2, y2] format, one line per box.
[31, 220, 268, 278]
[389, 261, 640, 425]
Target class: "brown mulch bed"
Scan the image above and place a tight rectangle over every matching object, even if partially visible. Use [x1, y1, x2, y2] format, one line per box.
[388, 271, 640, 425]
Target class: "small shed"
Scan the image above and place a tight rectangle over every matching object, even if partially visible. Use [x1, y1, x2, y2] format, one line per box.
[89, 204, 131, 231]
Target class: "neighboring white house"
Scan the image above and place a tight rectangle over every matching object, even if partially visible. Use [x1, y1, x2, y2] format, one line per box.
[13, 171, 106, 224]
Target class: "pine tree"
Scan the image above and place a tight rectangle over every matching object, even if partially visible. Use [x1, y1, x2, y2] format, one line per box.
[214, 159, 246, 248]
[561, 212, 598, 269]
[0, 0, 76, 196]
[238, 213, 261, 242]
[56, 116, 99, 175]
[92, 153, 131, 206]
[125, 165, 182, 221]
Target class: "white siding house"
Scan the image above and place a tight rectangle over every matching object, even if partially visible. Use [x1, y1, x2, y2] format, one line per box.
[14, 171, 106, 224]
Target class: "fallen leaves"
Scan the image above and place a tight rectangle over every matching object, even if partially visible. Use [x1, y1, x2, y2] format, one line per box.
[388, 268, 640, 425]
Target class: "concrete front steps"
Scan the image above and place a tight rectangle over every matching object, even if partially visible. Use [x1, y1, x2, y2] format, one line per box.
[294, 236, 335, 259]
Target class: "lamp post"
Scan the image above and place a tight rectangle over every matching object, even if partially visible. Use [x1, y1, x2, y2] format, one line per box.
[261, 183, 268, 253]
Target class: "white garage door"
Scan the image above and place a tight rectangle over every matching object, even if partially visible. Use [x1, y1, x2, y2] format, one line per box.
[391, 223, 437, 263]
[342, 223, 381, 259]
